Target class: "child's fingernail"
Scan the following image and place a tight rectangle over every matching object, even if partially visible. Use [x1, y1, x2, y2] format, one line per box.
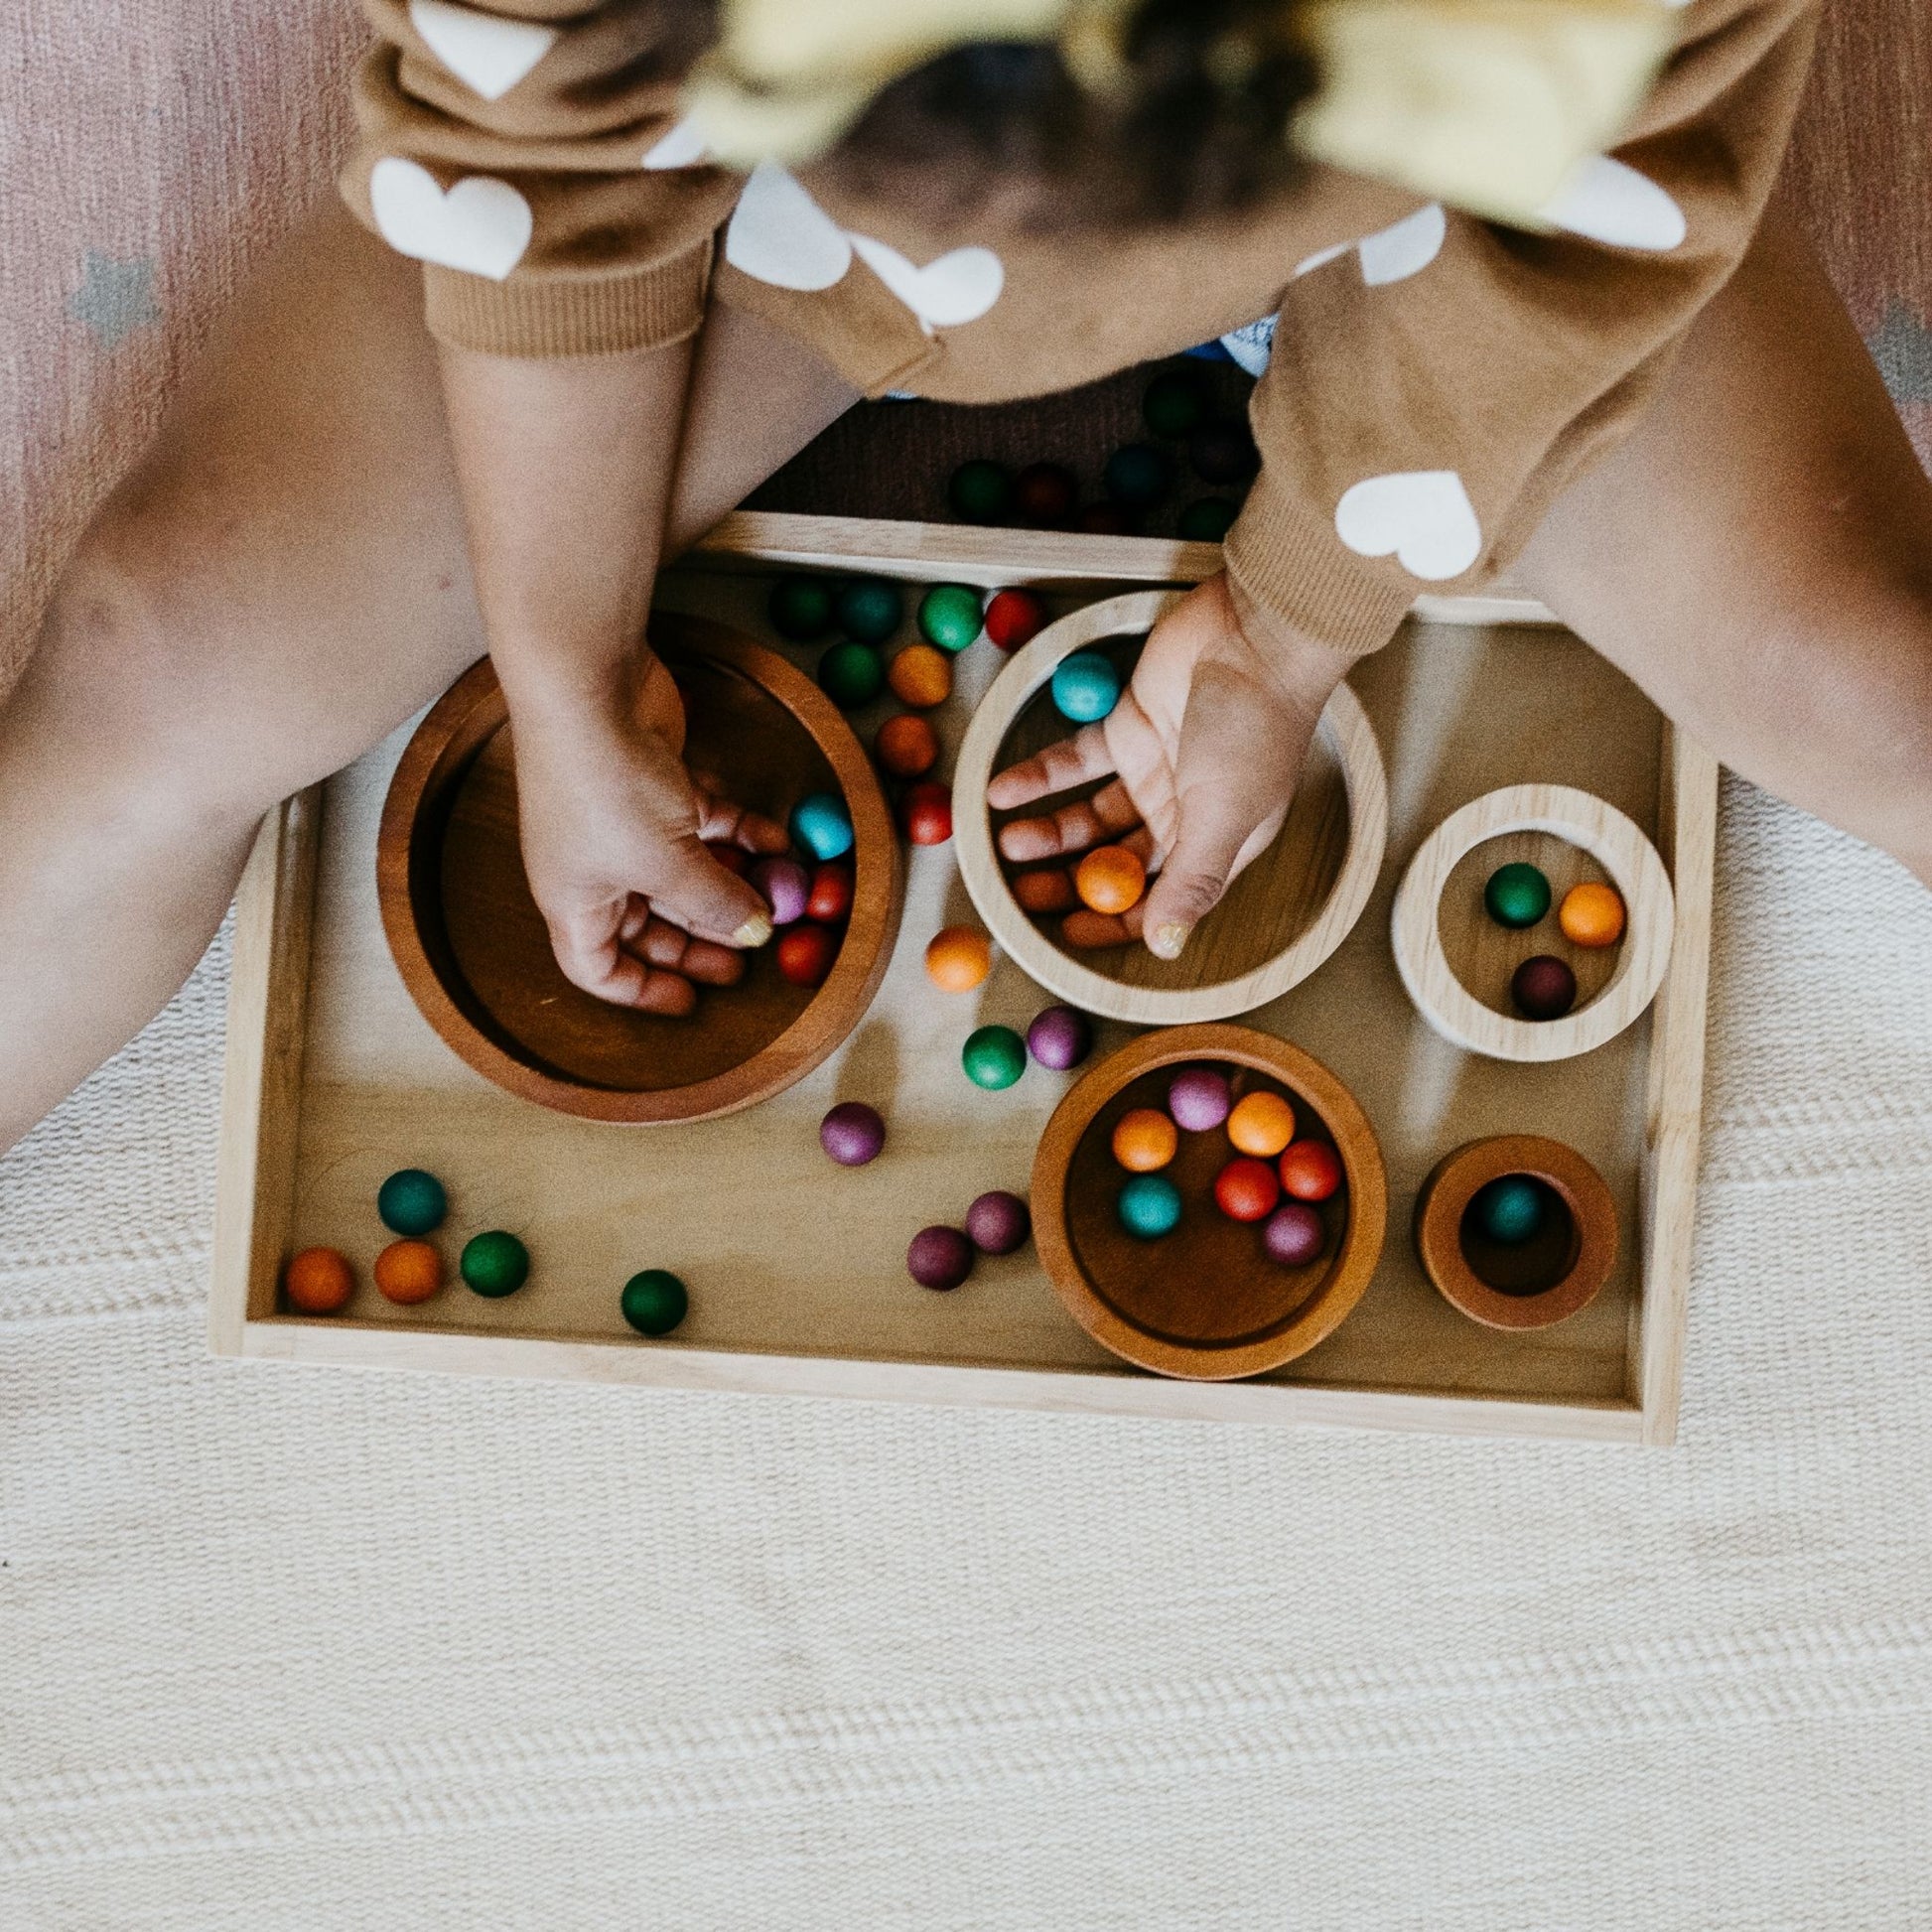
[733, 912, 774, 949]
[1150, 921, 1191, 960]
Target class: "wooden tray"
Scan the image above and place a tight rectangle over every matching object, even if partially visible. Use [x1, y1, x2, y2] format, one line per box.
[210, 513, 1715, 1444]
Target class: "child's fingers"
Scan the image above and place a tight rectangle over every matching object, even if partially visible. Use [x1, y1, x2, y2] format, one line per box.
[996, 777, 1141, 864]
[986, 724, 1115, 811]
[1060, 899, 1149, 950]
[633, 914, 746, 988]
[550, 902, 701, 1016]
[692, 781, 790, 856]
[645, 832, 776, 949]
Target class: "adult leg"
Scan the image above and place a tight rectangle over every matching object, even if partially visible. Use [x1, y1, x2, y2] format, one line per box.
[0, 205, 856, 1155]
[1516, 208, 1932, 887]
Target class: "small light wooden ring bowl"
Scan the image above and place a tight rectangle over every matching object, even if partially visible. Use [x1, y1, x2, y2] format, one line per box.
[377, 616, 902, 1124]
[1414, 1134, 1618, 1331]
[1032, 1024, 1388, 1380]
[954, 590, 1388, 1025]
[1390, 783, 1673, 1061]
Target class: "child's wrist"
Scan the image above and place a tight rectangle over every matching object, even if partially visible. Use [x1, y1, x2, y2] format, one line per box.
[1224, 574, 1357, 710]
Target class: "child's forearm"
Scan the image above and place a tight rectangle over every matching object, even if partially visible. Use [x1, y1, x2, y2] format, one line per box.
[436, 338, 694, 724]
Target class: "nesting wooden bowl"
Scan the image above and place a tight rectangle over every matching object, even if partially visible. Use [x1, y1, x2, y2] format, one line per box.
[1390, 783, 1673, 1061]
[954, 591, 1388, 1024]
[1031, 1024, 1387, 1380]
[377, 615, 902, 1122]
[1414, 1134, 1618, 1330]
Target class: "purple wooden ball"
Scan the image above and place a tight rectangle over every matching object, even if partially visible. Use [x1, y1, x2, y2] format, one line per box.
[1027, 1006, 1093, 1071]
[751, 856, 810, 926]
[965, 1190, 1031, 1255]
[1168, 1066, 1232, 1133]
[1511, 953, 1578, 1021]
[819, 1101, 886, 1167]
[1263, 1202, 1326, 1267]
[907, 1225, 974, 1291]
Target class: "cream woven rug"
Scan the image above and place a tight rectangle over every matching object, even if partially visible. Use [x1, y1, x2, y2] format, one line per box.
[6, 3, 1932, 1925]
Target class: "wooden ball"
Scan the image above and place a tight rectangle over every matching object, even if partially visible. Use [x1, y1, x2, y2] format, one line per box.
[1560, 880, 1626, 948]
[621, 1268, 688, 1335]
[1511, 954, 1578, 1021]
[790, 791, 854, 861]
[805, 861, 853, 923]
[703, 840, 750, 878]
[776, 923, 839, 987]
[766, 574, 834, 641]
[373, 1237, 442, 1306]
[1014, 463, 1077, 527]
[750, 855, 809, 926]
[1111, 1107, 1177, 1173]
[899, 780, 953, 847]
[1074, 844, 1145, 916]
[1103, 443, 1173, 509]
[962, 1025, 1027, 1091]
[1187, 419, 1259, 485]
[1051, 651, 1122, 725]
[1167, 1067, 1231, 1133]
[1075, 502, 1136, 535]
[948, 460, 1015, 525]
[1213, 1156, 1280, 1224]
[835, 577, 903, 645]
[377, 1167, 446, 1236]
[1484, 861, 1551, 929]
[965, 1190, 1031, 1255]
[1278, 1138, 1342, 1202]
[917, 585, 984, 654]
[1116, 1173, 1182, 1240]
[925, 924, 992, 992]
[984, 588, 1048, 651]
[1263, 1203, 1325, 1267]
[1472, 1174, 1546, 1244]
[1142, 368, 1207, 439]
[820, 1100, 886, 1167]
[1012, 867, 1076, 915]
[461, 1230, 529, 1298]
[1026, 1005, 1092, 1071]
[908, 1225, 974, 1290]
[817, 640, 884, 710]
[1177, 497, 1238, 542]
[1227, 1090, 1296, 1158]
[875, 712, 938, 780]
[887, 643, 952, 709]
[284, 1246, 353, 1315]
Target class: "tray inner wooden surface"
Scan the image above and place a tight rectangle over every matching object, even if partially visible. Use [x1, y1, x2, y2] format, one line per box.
[285, 567, 1666, 1407]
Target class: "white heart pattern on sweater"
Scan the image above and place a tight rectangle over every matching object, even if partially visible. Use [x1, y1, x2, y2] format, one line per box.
[369, 158, 532, 280]
[407, 0, 556, 102]
[1540, 156, 1687, 252]
[849, 234, 1005, 331]
[724, 160, 853, 291]
[1334, 471, 1482, 580]
[1294, 203, 1448, 288]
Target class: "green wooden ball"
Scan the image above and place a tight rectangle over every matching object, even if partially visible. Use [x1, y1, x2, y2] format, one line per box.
[817, 641, 885, 709]
[767, 575, 834, 641]
[1117, 1173, 1183, 1240]
[621, 1269, 689, 1336]
[917, 584, 983, 654]
[1484, 862, 1552, 929]
[377, 1168, 446, 1236]
[835, 577, 903, 644]
[1142, 369, 1208, 439]
[461, 1230, 529, 1298]
[948, 459, 1015, 524]
[1472, 1176, 1546, 1246]
[1177, 497, 1238, 542]
[962, 1025, 1027, 1091]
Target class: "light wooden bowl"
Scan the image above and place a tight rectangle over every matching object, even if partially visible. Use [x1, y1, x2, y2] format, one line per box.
[1390, 783, 1673, 1062]
[377, 615, 902, 1122]
[953, 590, 1388, 1025]
[1031, 1024, 1387, 1380]
[1413, 1134, 1618, 1330]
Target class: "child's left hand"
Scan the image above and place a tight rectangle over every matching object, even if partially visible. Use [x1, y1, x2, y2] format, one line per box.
[988, 573, 1353, 960]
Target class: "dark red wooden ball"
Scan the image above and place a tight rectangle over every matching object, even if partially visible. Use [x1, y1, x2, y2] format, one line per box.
[1213, 1156, 1281, 1224]
[775, 923, 838, 988]
[1014, 463, 1078, 526]
[965, 1190, 1031, 1256]
[907, 1225, 974, 1291]
[900, 780, 953, 847]
[1263, 1202, 1325, 1267]
[805, 861, 853, 923]
[1074, 502, 1137, 536]
[1511, 953, 1579, 1021]
[984, 588, 1048, 652]
[703, 841, 750, 878]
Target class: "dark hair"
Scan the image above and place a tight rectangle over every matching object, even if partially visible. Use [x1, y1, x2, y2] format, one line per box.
[822, 0, 1318, 229]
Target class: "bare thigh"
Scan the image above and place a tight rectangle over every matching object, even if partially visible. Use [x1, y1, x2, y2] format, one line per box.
[1518, 209, 1932, 880]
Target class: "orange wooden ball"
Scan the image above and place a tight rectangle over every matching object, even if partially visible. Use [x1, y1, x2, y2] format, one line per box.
[875, 712, 939, 780]
[925, 923, 992, 991]
[1074, 844, 1146, 916]
[1559, 880, 1626, 948]
[886, 643, 953, 710]
[1012, 867, 1076, 915]
[1111, 1107, 1178, 1173]
[373, 1237, 443, 1306]
[284, 1246, 353, 1314]
[1227, 1089, 1297, 1158]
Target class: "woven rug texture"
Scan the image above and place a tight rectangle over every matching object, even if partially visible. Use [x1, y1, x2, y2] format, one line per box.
[4, 3, 1932, 1926]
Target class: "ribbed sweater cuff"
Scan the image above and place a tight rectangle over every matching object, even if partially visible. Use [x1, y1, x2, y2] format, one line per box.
[422, 241, 713, 357]
[1222, 465, 1415, 659]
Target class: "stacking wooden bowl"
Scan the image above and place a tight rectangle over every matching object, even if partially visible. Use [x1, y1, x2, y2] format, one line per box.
[953, 591, 1388, 1025]
[1031, 1024, 1387, 1380]
[377, 615, 902, 1122]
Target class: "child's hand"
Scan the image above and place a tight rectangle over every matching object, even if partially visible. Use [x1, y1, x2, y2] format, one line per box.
[509, 649, 789, 1015]
[988, 574, 1353, 960]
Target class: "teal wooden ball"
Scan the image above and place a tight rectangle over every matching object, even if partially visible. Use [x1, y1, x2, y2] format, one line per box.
[767, 574, 834, 641]
[621, 1269, 688, 1336]
[1051, 651, 1122, 725]
[1103, 443, 1174, 509]
[817, 641, 884, 709]
[918, 584, 983, 654]
[835, 577, 903, 644]
[1484, 862, 1552, 929]
[962, 1025, 1028, 1091]
[461, 1230, 529, 1298]
[790, 791, 854, 862]
[1177, 497, 1238, 542]
[377, 1168, 446, 1236]
[1472, 1175, 1546, 1245]
[1142, 369, 1207, 439]
[1118, 1173, 1183, 1239]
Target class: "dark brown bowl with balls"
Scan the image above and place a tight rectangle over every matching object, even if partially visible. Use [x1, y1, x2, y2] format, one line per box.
[1031, 1024, 1387, 1380]
[377, 614, 903, 1123]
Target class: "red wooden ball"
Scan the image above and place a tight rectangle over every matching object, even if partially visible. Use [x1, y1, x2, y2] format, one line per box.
[703, 841, 750, 878]
[805, 861, 854, 923]
[775, 923, 838, 987]
[984, 588, 1049, 652]
[1014, 463, 1078, 527]
[1278, 1139, 1342, 1203]
[1213, 1156, 1281, 1224]
[900, 780, 953, 847]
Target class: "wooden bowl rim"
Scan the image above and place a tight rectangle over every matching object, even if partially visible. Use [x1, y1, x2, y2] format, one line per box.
[953, 590, 1389, 1024]
[1413, 1133, 1618, 1330]
[1389, 781, 1674, 1062]
[375, 615, 902, 1123]
[1031, 1023, 1389, 1380]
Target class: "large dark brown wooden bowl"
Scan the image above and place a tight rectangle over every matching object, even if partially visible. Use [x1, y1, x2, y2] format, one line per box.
[377, 615, 902, 1122]
[1031, 1024, 1387, 1380]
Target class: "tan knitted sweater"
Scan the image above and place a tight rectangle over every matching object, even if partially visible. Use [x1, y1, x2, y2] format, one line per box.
[341, 0, 1818, 655]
